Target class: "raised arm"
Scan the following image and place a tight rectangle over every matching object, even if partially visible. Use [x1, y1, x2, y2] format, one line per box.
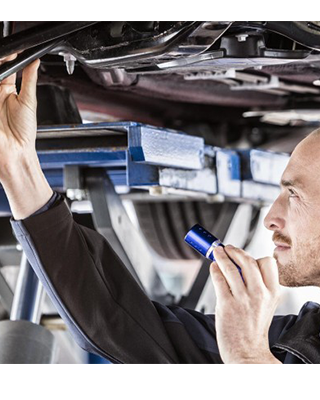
[0, 55, 53, 220]
[0, 56, 179, 363]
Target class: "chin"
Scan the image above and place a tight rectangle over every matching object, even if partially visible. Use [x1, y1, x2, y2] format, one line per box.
[279, 276, 301, 288]
[275, 257, 300, 287]
[275, 250, 320, 287]
[278, 264, 314, 288]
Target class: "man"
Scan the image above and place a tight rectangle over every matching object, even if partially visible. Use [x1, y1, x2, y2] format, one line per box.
[0, 55, 320, 364]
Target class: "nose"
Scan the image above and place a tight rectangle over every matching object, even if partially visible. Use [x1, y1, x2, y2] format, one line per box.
[264, 198, 286, 231]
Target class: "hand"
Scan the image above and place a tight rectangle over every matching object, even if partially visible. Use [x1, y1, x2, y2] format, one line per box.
[0, 54, 40, 180]
[210, 245, 281, 364]
[0, 55, 52, 220]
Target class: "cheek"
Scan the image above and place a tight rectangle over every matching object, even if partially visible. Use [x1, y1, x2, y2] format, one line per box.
[287, 201, 315, 236]
[292, 234, 320, 278]
[288, 203, 320, 249]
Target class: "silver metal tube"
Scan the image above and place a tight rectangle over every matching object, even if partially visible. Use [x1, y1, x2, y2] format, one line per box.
[10, 252, 44, 324]
[205, 239, 222, 259]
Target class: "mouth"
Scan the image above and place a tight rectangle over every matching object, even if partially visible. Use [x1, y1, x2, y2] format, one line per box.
[274, 242, 291, 251]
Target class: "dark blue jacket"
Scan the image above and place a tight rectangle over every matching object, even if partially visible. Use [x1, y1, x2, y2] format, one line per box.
[10, 195, 320, 363]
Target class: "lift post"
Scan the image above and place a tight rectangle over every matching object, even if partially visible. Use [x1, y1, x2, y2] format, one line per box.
[0, 253, 57, 364]
[10, 253, 45, 323]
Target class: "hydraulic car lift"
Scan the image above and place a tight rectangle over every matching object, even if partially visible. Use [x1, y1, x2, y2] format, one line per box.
[0, 121, 289, 363]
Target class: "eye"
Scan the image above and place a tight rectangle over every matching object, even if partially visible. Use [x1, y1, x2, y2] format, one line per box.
[288, 188, 298, 198]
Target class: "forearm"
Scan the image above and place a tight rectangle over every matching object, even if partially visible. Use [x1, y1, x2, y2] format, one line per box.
[11, 199, 178, 363]
[0, 151, 53, 220]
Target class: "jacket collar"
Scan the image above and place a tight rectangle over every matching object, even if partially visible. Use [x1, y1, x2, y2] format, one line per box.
[272, 301, 320, 364]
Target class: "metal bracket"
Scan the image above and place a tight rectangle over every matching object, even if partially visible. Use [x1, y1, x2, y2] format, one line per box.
[64, 165, 87, 201]
[83, 168, 173, 304]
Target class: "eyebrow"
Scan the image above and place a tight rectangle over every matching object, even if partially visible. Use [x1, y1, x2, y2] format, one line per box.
[280, 178, 304, 189]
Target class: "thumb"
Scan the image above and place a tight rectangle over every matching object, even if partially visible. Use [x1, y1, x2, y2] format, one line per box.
[19, 59, 40, 107]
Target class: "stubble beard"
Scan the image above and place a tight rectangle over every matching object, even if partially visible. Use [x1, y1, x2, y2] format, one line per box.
[274, 241, 320, 288]
[275, 255, 303, 287]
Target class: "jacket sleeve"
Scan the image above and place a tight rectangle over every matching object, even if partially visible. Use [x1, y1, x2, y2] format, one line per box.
[10, 197, 179, 364]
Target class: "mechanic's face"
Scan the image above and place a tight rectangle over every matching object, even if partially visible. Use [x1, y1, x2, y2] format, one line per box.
[264, 132, 320, 287]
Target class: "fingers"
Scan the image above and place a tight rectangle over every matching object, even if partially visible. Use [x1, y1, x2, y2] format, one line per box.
[224, 245, 264, 290]
[209, 262, 232, 300]
[257, 257, 279, 293]
[19, 59, 40, 107]
[0, 53, 18, 88]
[224, 245, 280, 294]
[213, 246, 244, 297]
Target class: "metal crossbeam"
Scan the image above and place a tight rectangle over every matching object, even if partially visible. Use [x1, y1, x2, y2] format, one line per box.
[0, 122, 291, 216]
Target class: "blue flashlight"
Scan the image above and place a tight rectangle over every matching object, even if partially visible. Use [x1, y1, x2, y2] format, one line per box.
[184, 224, 244, 281]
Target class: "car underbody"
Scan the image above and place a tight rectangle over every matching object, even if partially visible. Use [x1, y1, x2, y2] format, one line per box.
[1, 21, 320, 147]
